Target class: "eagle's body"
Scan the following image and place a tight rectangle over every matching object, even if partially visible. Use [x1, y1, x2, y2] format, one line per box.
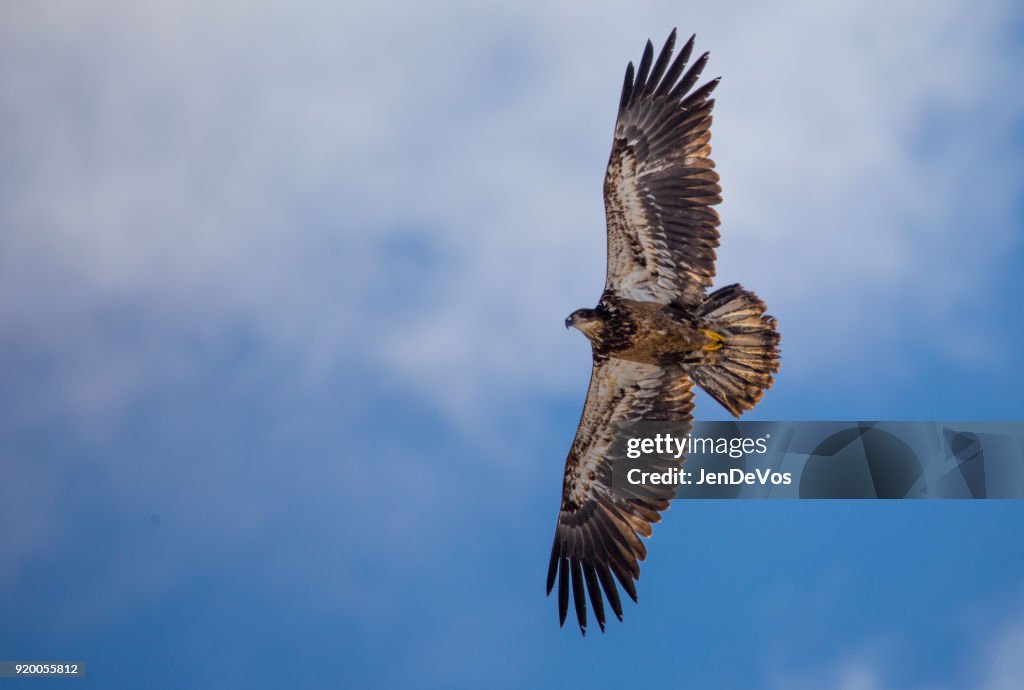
[547, 30, 781, 635]
[570, 295, 704, 366]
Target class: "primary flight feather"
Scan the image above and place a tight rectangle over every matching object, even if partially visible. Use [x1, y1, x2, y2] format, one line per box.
[548, 29, 781, 635]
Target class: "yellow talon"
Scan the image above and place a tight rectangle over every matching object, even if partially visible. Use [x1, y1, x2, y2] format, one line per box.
[701, 329, 725, 351]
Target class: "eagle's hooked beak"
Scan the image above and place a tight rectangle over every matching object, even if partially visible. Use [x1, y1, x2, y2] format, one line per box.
[565, 315, 574, 330]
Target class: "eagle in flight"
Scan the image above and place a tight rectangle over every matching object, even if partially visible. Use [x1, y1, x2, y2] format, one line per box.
[547, 30, 781, 635]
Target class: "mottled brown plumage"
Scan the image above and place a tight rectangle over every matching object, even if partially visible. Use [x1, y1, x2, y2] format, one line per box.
[548, 30, 781, 635]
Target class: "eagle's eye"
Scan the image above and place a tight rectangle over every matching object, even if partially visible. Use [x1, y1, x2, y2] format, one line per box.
[566, 308, 599, 330]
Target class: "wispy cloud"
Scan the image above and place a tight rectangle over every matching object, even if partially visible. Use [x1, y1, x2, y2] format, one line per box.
[772, 604, 1024, 690]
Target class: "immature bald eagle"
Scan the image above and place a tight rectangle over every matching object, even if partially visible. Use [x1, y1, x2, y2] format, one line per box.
[547, 30, 780, 635]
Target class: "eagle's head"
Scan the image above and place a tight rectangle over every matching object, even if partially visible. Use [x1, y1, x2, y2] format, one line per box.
[565, 308, 604, 339]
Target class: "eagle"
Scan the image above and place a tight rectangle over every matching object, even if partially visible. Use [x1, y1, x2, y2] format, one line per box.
[547, 29, 781, 635]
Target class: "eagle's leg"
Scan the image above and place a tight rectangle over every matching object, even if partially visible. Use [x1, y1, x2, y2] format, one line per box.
[700, 329, 726, 351]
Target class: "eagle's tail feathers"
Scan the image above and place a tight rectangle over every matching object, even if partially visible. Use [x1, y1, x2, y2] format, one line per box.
[691, 284, 780, 417]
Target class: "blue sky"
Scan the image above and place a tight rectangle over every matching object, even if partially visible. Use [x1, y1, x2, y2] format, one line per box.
[2, 1, 1024, 688]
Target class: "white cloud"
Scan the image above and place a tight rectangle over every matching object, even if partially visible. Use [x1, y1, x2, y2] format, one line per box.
[983, 617, 1024, 690]
[1, 0, 1021, 429]
[772, 607, 1024, 690]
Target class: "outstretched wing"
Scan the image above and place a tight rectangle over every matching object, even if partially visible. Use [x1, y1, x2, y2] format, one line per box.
[604, 29, 722, 307]
[548, 358, 694, 635]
